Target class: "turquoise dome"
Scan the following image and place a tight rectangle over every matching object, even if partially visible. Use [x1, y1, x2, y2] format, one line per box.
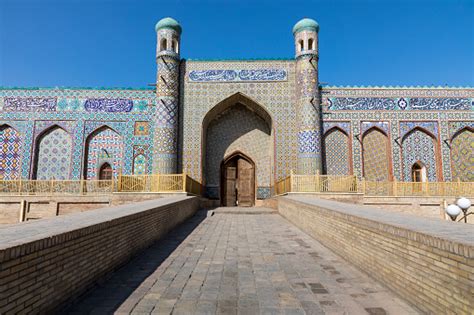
[292, 18, 319, 34]
[155, 17, 182, 34]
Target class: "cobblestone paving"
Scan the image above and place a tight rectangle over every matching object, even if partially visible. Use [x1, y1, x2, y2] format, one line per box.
[66, 209, 418, 315]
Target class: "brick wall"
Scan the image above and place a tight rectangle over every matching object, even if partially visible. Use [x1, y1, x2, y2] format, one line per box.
[0, 193, 187, 224]
[0, 196, 199, 313]
[278, 196, 474, 314]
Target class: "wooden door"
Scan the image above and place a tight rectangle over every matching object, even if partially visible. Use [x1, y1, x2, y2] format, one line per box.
[223, 164, 237, 206]
[237, 158, 255, 207]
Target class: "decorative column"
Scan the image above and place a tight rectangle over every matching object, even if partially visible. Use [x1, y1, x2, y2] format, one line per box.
[293, 18, 322, 174]
[153, 17, 182, 174]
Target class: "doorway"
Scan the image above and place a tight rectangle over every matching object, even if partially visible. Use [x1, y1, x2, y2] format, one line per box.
[221, 153, 255, 207]
[99, 163, 113, 180]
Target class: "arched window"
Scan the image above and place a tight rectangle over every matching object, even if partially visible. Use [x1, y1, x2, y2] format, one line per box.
[160, 38, 167, 51]
[411, 162, 427, 182]
[99, 163, 113, 180]
[299, 40, 304, 52]
[172, 39, 178, 53]
[308, 38, 314, 50]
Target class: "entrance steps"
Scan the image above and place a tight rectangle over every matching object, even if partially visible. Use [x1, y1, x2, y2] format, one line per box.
[208, 206, 277, 215]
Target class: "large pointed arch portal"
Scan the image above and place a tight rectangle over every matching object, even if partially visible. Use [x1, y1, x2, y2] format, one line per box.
[202, 92, 273, 204]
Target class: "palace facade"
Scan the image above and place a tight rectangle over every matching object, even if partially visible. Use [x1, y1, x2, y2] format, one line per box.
[0, 18, 472, 205]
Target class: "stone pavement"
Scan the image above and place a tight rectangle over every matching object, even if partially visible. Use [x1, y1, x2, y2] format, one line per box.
[65, 208, 418, 315]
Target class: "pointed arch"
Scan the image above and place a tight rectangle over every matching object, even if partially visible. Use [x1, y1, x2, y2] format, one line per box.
[323, 127, 351, 175]
[450, 127, 474, 181]
[0, 124, 22, 180]
[362, 127, 391, 181]
[32, 125, 72, 180]
[160, 38, 167, 51]
[99, 162, 113, 180]
[401, 128, 439, 181]
[202, 92, 274, 200]
[83, 126, 123, 180]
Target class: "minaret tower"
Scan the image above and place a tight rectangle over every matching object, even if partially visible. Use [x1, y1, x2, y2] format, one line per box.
[153, 17, 181, 174]
[293, 18, 322, 174]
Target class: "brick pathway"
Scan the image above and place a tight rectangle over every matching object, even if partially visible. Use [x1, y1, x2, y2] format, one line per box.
[66, 209, 418, 315]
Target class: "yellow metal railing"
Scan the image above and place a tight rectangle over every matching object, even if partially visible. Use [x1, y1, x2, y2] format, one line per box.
[274, 174, 474, 197]
[0, 174, 202, 196]
[363, 180, 474, 197]
[275, 173, 358, 195]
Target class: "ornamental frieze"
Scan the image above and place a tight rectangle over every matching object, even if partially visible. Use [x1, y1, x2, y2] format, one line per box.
[188, 69, 287, 82]
[327, 97, 472, 111]
[4, 97, 57, 112]
[84, 99, 133, 112]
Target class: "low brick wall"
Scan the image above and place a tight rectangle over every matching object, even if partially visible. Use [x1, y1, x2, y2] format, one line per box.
[278, 196, 474, 315]
[0, 196, 200, 314]
[0, 193, 190, 224]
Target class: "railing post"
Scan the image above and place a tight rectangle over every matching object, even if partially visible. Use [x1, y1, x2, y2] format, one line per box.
[290, 170, 294, 192]
[18, 178, 22, 195]
[80, 177, 84, 195]
[393, 177, 397, 197]
[118, 171, 122, 192]
[182, 173, 187, 192]
[50, 178, 54, 195]
[457, 178, 461, 196]
[315, 170, 320, 192]
[361, 177, 366, 195]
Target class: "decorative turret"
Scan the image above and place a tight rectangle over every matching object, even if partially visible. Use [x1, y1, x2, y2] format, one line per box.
[153, 17, 182, 174]
[293, 18, 322, 174]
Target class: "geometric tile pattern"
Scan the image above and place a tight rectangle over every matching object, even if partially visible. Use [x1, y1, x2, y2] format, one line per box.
[402, 129, 438, 181]
[205, 104, 272, 192]
[323, 122, 351, 135]
[134, 121, 150, 136]
[85, 127, 124, 179]
[362, 128, 390, 181]
[181, 60, 297, 183]
[451, 129, 474, 182]
[361, 121, 389, 135]
[34, 127, 72, 180]
[0, 125, 21, 180]
[0, 88, 155, 179]
[323, 128, 350, 175]
[133, 154, 147, 175]
[400, 121, 438, 139]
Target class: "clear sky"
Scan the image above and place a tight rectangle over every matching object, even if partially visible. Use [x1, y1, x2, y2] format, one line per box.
[0, 0, 473, 88]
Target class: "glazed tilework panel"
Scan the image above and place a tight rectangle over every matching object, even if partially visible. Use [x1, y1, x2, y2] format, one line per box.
[362, 129, 390, 181]
[85, 127, 124, 179]
[451, 129, 474, 182]
[205, 104, 272, 196]
[0, 126, 21, 180]
[402, 129, 438, 181]
[323, 129, 350, 175]
[181, 60, 296, 183]
[322, 88, 473, 181]
[0, 88, 155, 179]
[35, 127, 72, 180]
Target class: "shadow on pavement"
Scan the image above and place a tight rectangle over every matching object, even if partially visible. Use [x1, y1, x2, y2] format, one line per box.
[61, 209, 210, 314]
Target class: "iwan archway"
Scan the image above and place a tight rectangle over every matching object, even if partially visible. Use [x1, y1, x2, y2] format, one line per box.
[202, 92, 273, 205]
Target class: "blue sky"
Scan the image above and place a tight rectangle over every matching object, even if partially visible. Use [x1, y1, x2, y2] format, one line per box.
[0, 0, 473, 88]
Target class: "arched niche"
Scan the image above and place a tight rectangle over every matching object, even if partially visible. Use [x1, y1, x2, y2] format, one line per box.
[362, 127, 391, 181]
[83, 126, 123, 180]
[0, 124, 21, 180]
[450, 127, 474, 181]
[32, 125, 72, 180]
[202, 92, 273, 200]
[401, 127, 439, 182]
[323, 127, 351, 175]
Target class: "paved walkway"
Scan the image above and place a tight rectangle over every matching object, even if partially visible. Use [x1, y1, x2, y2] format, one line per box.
[66, 209, 418, 315]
